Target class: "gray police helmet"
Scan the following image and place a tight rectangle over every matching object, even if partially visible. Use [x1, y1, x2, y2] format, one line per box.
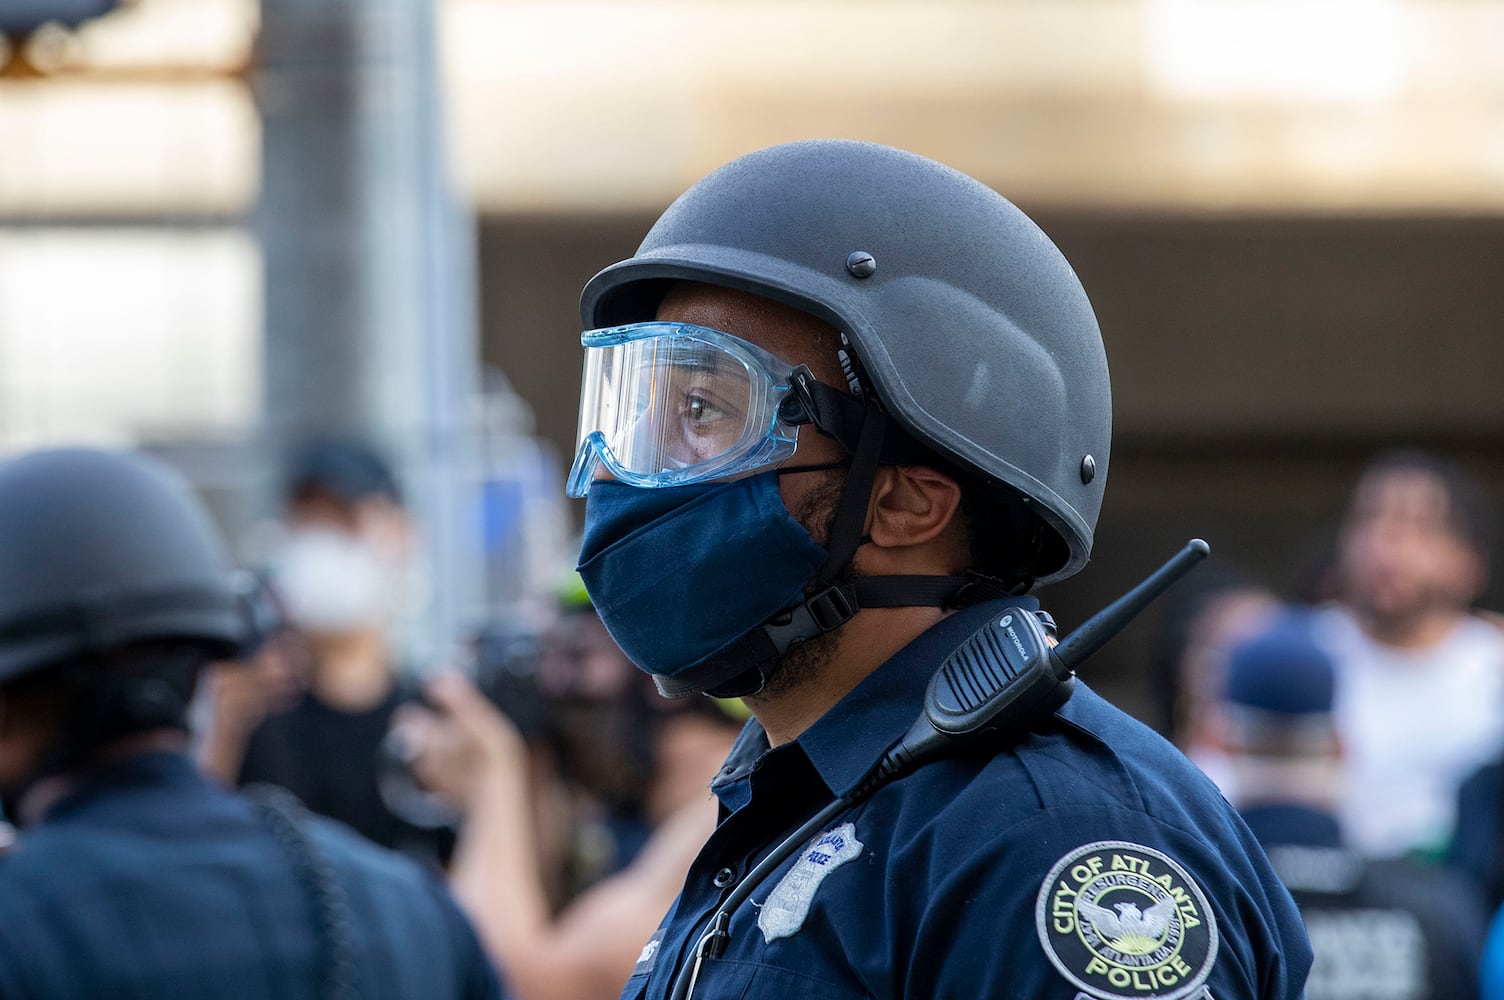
[581, 139, 1111, 584]
[0, 448, 245, 685]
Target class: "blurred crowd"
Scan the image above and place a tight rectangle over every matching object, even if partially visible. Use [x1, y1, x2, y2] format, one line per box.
[1160, 449, 1504, 1000]
[8, 438, 1503, 1000]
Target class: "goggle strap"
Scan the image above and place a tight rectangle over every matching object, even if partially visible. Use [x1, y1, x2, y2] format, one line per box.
[785, 371, 934, 467]
[782, 368, 865, 451]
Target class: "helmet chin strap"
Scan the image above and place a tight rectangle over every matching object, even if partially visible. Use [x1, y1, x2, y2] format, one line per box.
[654, 369, 1021, 700]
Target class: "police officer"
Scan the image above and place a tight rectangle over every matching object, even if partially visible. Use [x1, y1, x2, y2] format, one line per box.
[0, 448, 503, 999]
[1223, 614, 1486, 1000]
[566, 140, 1311, 999]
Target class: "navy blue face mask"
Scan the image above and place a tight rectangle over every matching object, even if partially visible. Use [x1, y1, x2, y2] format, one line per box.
[576, 472, 829, 681]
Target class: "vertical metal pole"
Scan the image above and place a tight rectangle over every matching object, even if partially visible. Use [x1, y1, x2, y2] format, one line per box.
[255, 0, 482, 661]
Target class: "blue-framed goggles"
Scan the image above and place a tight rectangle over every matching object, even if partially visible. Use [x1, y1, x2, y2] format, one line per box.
[566, 322, 804, 497]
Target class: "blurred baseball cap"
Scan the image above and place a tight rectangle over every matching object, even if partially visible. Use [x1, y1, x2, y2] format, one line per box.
[285, 438, 402, 506]
[1224, 613, 1335, 718]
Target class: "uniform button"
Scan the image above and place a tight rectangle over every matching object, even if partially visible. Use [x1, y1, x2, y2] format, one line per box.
[713, 868, 736, 888]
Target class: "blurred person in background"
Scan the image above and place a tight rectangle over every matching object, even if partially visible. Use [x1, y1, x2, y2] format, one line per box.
[1471, 867, 1504, 998]
[202, 438, 450, 861]
[528, 578, 744, 896]
[532, 578, 661, 896]
[1148, 566, 1279, 796]
[395, 590, 741, 1000]
[0, 448, 502, 999]
[1452, 717, 1504, 914]
[1313, 450, 1504, 861]
[1223, 612, 1486, 1000]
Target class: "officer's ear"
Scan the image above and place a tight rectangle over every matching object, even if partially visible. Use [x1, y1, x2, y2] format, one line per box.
[865, 465, 966, 563]
[0, 675, 66, 780]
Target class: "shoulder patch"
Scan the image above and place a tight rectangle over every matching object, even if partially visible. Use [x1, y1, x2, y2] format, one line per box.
[757, 822, 863, 943]
[1034, 840, 1218, 1000]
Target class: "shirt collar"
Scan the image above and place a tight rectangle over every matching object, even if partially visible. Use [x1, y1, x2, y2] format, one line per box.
[41, 750, 201, 825]
[715, 717, 772, 790]
[794, 597, 1034, 798]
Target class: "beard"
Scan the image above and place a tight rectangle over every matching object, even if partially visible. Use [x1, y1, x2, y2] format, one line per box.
[754, 470, 855, 701]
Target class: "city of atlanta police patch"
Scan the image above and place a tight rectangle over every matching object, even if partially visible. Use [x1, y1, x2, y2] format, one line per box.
[1034, 840, 1218, 1000]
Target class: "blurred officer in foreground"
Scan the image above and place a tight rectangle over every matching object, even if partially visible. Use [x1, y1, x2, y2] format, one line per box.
[1224, 614, 1485, 1000]
[566, 140, 1309, 999]
[0, 448, 502, 999]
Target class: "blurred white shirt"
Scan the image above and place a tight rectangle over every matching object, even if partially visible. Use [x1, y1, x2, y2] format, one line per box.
[1316, 605, 1504, 858]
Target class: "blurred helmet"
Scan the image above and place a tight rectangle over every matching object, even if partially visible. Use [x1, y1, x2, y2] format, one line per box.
[582, 139, 1111, 583]
[0, 448, 244, 686]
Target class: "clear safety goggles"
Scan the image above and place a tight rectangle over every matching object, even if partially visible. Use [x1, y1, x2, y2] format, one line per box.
[566, 322, 804, 497]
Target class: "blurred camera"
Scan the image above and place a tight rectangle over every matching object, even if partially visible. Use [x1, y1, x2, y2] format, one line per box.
[378, 618, 547, 830]
[470, 620, 548, 740]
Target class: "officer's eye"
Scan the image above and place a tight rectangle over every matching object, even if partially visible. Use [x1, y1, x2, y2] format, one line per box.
[685, 393, 723, 426]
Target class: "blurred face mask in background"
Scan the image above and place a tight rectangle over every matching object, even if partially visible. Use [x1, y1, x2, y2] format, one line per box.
[270, 527, 403, 635]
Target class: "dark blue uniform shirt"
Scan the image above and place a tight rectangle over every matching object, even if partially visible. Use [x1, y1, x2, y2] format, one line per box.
[624, 600, 1312, 1000]
[0, 751, 503, 1000]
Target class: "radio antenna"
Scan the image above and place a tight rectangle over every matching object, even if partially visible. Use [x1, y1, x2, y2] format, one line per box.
[1054, 538, 1211, 672]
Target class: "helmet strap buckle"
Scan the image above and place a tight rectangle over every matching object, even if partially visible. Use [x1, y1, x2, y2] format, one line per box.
[761, 584, 859, 656]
